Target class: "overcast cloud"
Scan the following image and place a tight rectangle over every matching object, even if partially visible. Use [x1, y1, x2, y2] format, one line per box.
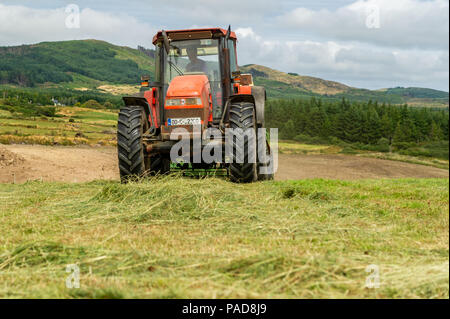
[0, 0, 448, 91]
[281, 0, 449, 49]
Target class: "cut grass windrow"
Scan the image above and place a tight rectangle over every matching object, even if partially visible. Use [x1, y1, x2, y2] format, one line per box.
[0, 177, 448, 298]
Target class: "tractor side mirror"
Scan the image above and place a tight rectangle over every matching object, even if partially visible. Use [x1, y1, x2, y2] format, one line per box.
[141, 75, 150, 87]
[232, 71, 241, 78]
[162, 30, 171, 55]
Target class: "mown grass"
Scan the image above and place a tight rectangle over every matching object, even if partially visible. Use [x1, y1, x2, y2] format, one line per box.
[0, 177, 448, 298]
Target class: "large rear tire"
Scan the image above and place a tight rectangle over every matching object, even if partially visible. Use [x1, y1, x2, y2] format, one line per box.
[258, 146, 274, 181]
[228, 102, 258, 183]
[117, 106, 149, 182]
[257, 128, 274, 181]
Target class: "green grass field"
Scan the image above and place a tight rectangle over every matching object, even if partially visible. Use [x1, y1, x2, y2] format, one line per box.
[0, 176, 448, 298]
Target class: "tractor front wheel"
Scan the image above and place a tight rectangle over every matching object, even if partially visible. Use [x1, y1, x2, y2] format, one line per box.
[117, 106, 149, 182]
[228, 102, 258, 183]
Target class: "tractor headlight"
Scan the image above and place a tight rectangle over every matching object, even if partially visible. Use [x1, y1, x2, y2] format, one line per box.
[165, 98, 180, 106]
[165, 97, 202, 107]
[185, 98, 202, 105]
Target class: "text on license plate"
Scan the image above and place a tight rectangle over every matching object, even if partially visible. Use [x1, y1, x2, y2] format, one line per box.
[167, 117, 201, 126]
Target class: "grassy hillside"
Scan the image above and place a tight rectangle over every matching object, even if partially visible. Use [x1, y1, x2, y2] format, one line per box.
[0, 177, 448, 298]
[0, 40, 154, 88]
[241, 64, 350, 95]
[0, 40, 448, 107]
[242, 64, 448, 106]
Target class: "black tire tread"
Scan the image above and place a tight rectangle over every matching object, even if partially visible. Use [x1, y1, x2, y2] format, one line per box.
[117, 106, 146, 182]
[229, 102, 257, 183]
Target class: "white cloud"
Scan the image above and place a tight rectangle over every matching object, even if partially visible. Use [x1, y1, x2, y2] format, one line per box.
[0, 4, 156, 47]
[235, 27, 449, 90]
[148, 0, 280, 27]
[280, 0, 449, 50]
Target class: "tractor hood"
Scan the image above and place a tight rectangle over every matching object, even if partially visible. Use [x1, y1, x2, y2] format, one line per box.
[166, 74, 210, 98]
[162, 74, 212, 138]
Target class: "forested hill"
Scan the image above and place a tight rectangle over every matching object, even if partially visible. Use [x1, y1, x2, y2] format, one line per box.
[0, 40, 448, 107]
[0, 40, 154, 87]
[381, 87, 449, 100]
[240, 64, 449, 105]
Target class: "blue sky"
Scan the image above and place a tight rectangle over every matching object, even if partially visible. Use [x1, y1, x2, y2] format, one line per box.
[0, 0, 448, 91]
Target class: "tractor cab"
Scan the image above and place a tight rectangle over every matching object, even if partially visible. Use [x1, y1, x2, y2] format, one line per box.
[152, 28, 238, 123]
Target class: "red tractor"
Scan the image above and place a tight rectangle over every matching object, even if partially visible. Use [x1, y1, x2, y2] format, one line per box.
[118, 27, 274, 183]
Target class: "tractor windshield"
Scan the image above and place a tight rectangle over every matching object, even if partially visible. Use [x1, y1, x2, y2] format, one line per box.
[165, 39, 220, 82]
[164, 39, 222, 119]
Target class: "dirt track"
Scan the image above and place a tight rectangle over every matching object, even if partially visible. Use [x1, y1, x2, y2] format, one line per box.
[0, 144, 448, 183]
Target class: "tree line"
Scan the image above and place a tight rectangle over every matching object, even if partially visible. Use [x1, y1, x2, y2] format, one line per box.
[266, 98, 449, 145]
[1, 88, 123, 109]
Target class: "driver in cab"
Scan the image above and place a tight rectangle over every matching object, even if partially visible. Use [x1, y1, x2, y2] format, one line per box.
[185, 46, 207, 74]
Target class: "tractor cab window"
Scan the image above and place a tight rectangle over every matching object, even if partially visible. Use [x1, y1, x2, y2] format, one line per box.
[154, 44, 162, 83]
[228, 39, 237, 74]
[164, 38, 222, 120]
[164, 39, 220, 84]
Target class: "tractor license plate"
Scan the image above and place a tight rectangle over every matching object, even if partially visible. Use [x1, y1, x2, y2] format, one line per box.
[167, 117, 201, 126]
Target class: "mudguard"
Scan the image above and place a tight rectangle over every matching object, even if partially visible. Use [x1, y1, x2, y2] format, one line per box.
[252, 86, 266, 127]
[229, 86, 266, 127]
[123, 90, 159, 129]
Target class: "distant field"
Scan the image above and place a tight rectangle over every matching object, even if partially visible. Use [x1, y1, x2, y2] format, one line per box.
[0, 177, 447, 298]
[278, 141, 449, 170]
[0, 107, 117, 146]
[96, 84, 140, 95]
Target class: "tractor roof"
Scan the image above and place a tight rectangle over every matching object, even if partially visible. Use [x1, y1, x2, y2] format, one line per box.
[152, 28, 237, 44]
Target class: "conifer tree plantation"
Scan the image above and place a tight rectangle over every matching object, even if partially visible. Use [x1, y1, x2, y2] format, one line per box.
[266, 98, 449, 160]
